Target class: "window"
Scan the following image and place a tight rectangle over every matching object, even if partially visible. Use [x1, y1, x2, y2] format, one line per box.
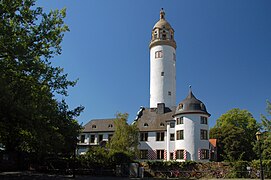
[200, 149, 209, 159]
[154, 30, 158, 39]
[160, 123, 165, 127]
[170, 122, 175, 128]
[200, 129, 208, 140]
[143, 123, 149, 127]
[155, 50, 163, 58]
[156, 150, 165, 160]
[108, 134, 113, 142]
[200, 116, 208, 124]
[168, 91, 171, 96]
[140, 150, 148, 159]
[80, 135, 85, 143]
[140, 132, 148, 141]
[90, 135, 95, 143]
[162, 31, 166, 39]
[108, 124, 113, 128]
[170, 153, 174, 160]
[173, 53, 176, 61]
[170, 133, 175, 141]
[92, 125, 96, 129]
[176, 150, 184, 159]
[161, 72, 164, 76]
[98, 134, 103, 142]
[156, 132, 165, 141]
[176, 117, 184, 124]
[176, 130, 184, 140]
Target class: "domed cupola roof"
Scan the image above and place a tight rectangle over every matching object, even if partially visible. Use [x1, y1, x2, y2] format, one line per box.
[153, 9, 172, 29]
[149, 8, 176, 49]
[174, 87, 210, 117]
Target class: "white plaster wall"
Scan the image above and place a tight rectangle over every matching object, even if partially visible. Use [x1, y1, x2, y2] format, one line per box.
[139, 131, 166, 150]
[150, 45, 176, 108]
[174, 114, 209, 161]
[78, 132, 113, 144]
[166, 123, 176, 160]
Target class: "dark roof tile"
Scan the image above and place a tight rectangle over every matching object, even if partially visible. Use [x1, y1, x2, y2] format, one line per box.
[83, 118, 115, 132]
[136, 107, 175, 131]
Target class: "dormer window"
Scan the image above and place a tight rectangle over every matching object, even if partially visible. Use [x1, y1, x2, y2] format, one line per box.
[143, 123, 149, 127]
[160, 123, 165, 127]
[108, 124, 113, 128]
[92, 125, 96, 129]
[178, 103, 183, 110]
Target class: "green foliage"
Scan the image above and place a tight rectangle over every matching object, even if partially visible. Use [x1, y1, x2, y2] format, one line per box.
[210, 108, 259, 161]
[145, 160, 197, 171]
[79, 146, 110, 168]
[76, 147, 133, 169]
[261, 100, 271, 132]
[143, 161, 271, 179]
[0, 0, 83, 158]
[261, 132, 271, 160]
[260, 100, 271, 160]
[109, 150, 133, 165]
[106, 113, 139, 158]
[251, 160, 271, 178]
[228, 161, 249, 178]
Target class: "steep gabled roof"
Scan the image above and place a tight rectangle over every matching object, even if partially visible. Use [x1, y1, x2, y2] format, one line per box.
[83, 118, 115, 132]
[136, 106, 176, 131]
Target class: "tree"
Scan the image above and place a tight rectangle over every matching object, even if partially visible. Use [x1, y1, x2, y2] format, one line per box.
[210, 108, 259, 161]
[209, 127, 224, 161]
[0, 0, 83, 159]
[260, 100, 271, 159]
[106, 113, 139, 158]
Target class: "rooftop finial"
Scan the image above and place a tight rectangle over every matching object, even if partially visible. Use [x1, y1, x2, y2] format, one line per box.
[188, 85, 195, 99]
[160, 8, 165, 20]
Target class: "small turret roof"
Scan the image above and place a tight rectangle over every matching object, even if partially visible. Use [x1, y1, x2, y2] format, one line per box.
[174, 87, 210, 117]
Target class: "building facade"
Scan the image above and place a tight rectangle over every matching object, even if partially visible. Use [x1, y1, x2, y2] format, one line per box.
[78, 9, 211, 162]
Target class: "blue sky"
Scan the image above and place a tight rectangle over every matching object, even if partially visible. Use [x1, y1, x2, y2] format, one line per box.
[36, 0, 271, 127]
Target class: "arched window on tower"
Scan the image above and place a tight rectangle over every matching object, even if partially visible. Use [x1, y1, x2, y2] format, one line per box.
[154, 30, 158, 39]
[170, 30, 174, 39]
[155, 50, 163, 58]
[162, 30, 166, 40]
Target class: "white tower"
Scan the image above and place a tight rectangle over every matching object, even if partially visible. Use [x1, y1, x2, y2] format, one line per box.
[173, 88, 211, 161]
[149, 8, 177, 108]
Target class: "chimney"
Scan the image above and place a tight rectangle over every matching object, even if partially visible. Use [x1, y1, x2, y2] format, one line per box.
[157, 103, 165, 114]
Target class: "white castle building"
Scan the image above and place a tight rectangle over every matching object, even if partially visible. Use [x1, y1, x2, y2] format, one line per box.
[78, 9, 211, 162]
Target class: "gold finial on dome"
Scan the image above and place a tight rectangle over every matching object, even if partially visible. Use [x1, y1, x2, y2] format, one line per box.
[160, 8, 165, 20]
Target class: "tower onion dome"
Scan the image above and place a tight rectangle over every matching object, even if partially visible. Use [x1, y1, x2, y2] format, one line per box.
[149, 8, 177, 49]
[174, 88, 211, 117]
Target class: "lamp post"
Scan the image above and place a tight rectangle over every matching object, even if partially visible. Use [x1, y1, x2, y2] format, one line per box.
[256, 131, 264, 180]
